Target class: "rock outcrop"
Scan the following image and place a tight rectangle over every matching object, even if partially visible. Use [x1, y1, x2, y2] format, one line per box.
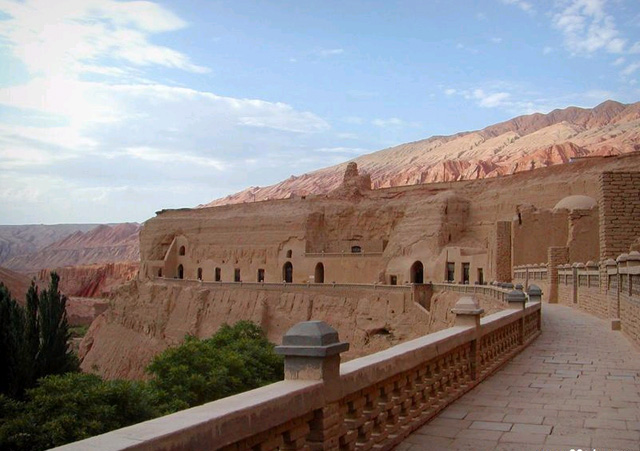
[200, 100, 640, 207]
[37, 262, 139, 298]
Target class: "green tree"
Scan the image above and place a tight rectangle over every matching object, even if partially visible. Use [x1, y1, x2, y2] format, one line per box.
[147, 321, 284, 409]
[0, 285, 27, 399]
[0, 274, 78, 400]
[0, 373, 160, 451]
[33, 273, 78, 378]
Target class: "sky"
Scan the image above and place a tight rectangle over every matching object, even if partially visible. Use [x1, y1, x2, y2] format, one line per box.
[0, 0, 639, 225]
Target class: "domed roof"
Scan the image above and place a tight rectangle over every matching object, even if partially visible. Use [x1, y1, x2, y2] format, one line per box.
[553, 195, 597, 211]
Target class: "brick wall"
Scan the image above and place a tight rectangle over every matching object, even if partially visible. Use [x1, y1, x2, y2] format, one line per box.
[599, 172, 640, 259]
[495, 221, 511, 282]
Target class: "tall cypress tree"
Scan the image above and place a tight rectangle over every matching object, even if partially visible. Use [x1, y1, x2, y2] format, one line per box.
[35, 273, 78, 378]
[24, 282, 40, 387]
[0, 284, 27, 398]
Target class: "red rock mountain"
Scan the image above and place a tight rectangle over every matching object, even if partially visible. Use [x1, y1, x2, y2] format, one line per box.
[4, 223, 141, 273]
[201, 100, 640, 207]
[0, 266, 32, 301]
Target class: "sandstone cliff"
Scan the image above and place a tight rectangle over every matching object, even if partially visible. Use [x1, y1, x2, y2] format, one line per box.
[201, 100, 640, 207]
[37, 262, 139, 298]
[80, 280, 505, 380]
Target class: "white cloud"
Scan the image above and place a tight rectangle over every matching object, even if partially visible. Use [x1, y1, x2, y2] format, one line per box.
[491, 37, 503, 44]
[371, 118, 421, 128]
[314, 147, 369, 155]
[471, 89, 511, 108]
[621, 62, 640, 76]
[552, 0, 626, 55]
[613, 57, 626, 66]
[630, 42, 640, 54]
[444, 88, 457, 96]
[316, 48, 344, 57]
[543, 46, 554, 55]
[123, 147, 227, 170]
[500, 0, 534, 14]
[0, 0, 208, 76]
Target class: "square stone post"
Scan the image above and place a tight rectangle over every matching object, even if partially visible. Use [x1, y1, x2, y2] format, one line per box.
[603, 258, 620, 330]
[452, 296, 484, 381]
[507, 288, 527, 345]
[275, 321, 349, 451]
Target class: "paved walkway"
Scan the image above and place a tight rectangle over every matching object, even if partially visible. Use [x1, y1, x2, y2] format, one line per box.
[398, 304, 640, 451]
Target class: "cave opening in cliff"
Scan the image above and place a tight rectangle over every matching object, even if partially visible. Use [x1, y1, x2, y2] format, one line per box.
[315, 262, 324, 283]
[177, 264, 184, 279]
[283, 262, 293, 283]
[410, 261, 424, 284]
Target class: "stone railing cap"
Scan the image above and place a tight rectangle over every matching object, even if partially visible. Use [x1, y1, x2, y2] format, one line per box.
[603, 258, 617, 266]
[626, 251, 640, 261]
[451, 296, 484, 315]
[276, 321, 349, 357]
[527, 284, 543, 296]
[506, 289, 527, 303]
[515, 283, 524, 290]
[616, 253, 629, 263]
[585, 260, 597, 267]
[576, 263, 586, 268]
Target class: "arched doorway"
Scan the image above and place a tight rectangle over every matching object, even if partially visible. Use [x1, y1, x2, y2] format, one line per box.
[197, 268, 202, 280]
[283, 262, 293, 283]
[410, 261, 424, 284]
[177, 264, 184, 279]
[315, 262, 324, 283]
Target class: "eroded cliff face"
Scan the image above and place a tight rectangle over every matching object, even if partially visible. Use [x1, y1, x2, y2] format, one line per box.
[37, 262, 139, 298]
[79, 280, 506, 380]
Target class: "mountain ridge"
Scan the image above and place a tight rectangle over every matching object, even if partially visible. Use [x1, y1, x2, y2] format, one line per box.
[200, 100, 640, 207]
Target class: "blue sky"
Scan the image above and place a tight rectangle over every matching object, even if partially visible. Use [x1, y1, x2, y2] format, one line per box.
[0, 0, 639, 224]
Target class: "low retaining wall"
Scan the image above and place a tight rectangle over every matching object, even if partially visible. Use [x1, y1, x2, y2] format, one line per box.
[55, 299, 541, 451]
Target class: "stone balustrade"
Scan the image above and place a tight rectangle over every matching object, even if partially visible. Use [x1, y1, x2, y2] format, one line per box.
[53, 291, 541, 451]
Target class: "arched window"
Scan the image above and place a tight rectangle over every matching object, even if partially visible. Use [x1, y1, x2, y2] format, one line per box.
[257, 269, 265, 282]
[351, 246, 362, 253]
[314, 262, 324, 283]
[283, 262, 293, 283]
[286, 249, 292, 258]
[177, 264, 184, 279]
[179, 245, 186, 256]
[410, 261, 424, 284]
[158, 268, 163, 278]
[234, 268, 241, 282]
[197, 268, 203, 280]
[215, 267, 221, 282]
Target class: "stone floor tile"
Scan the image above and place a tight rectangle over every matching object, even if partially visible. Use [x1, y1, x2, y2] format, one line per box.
[503, 414, 543, 425]
[499, 431, 547, 444]
[469, 421, 513, 432]
[510, 423, 553, 434]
